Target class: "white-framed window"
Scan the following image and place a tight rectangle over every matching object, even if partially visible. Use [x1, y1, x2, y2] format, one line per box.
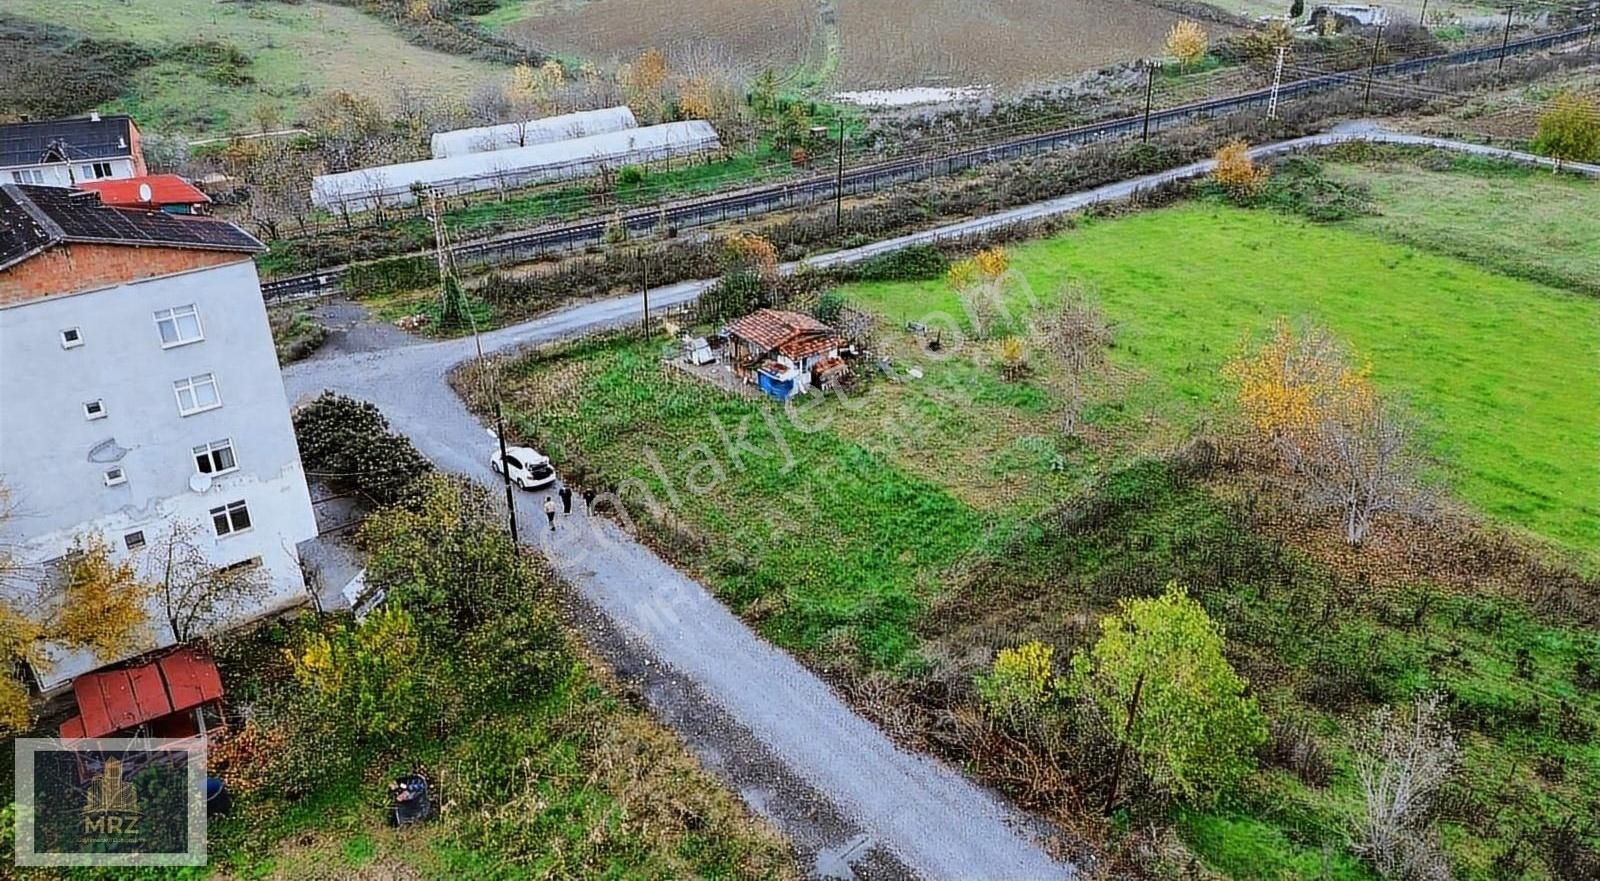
[193, 438, 237, 475]
[154, 304, 204, 347]
[11, 169, 46, 184]
[80, 162, 113, 180]
[60, 327, 83, 348]
[83, 399, 106, 420]
[124, 530, 146, 550]
[210, 500, 252, 537]
[103, 466, 127, 486]
[173, 373, 220, 415]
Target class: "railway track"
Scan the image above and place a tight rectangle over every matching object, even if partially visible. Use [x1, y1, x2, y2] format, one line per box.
[261, 25, 1592, 303]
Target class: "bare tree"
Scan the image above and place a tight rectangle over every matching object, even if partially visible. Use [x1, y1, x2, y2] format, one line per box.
[1042, 289, 1113, 436]
[1354, 693, 1460, 881]
[143, 520, 271, 645]
[1282, 397, 1433, 546]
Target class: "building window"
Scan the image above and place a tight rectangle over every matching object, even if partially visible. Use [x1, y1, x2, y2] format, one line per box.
[124, 530, 146, 550]
[210, 500, 252, 537]
[11, 169, 45, 184]
[218, 556, 262, 575]
[83, 399, 106, 420]
[80, 162, 113, 180]
[103, 466, 127, 486]
[173, 373, 220, 415]
[193, 438, 237, 475]
[154, 304, 204, 347]
[60, 327, 83, 348]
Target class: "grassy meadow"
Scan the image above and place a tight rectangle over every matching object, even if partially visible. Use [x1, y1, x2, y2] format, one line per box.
[478, 156, 1600, 878]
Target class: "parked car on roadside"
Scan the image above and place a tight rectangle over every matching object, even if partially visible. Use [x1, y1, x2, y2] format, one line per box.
[490, 445, 557, 490]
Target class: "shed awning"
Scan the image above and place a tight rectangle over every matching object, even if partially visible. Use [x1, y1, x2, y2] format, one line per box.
[60, 647, 224, 738]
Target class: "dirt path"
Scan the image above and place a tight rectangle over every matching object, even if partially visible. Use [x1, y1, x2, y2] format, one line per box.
[282, 126, 1591, 880]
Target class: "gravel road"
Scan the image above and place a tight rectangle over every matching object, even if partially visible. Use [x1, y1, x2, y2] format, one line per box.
[280, 126, 1590, 879]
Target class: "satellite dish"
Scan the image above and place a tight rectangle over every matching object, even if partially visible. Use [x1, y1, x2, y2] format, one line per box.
[138, 182, 153, 203]
[188, 472, 213, 493]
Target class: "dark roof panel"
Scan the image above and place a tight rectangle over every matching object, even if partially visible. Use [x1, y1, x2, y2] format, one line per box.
[0, 184, 263, 272]
[0, 116, 136, 168]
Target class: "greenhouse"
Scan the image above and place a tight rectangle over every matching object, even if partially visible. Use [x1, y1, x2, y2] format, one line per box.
[312, 121, 722, 212]
[430, 106, 640, 158]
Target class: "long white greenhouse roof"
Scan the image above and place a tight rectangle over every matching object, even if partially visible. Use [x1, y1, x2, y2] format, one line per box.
[430, 106, 639, 158]
[312, 120, 721, 211]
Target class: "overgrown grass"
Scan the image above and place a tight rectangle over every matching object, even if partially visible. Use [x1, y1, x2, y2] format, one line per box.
[844, 202, 1600, 562]
[494, 336, 983, 666]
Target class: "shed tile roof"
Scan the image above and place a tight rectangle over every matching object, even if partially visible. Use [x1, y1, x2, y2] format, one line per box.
[0, 115, 137, 169]
[0, 184, 262, 272]
[728, 308, 840, 360]
[79, 174, 210, 208]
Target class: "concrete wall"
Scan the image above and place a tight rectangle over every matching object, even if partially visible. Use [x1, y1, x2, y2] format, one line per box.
[0, 258, 318, 688]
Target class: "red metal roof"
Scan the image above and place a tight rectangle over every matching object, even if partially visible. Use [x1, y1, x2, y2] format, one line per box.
[61, 647, 224, 738]
[78, 174, 210, 208]
[728, 309, 840, 360]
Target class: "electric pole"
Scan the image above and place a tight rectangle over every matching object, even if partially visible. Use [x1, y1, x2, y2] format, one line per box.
[834, 117, 846, 230]
[1103, 670, 1146, 815]
[1419, 0, 1428, 26]
[1141, 61, 1156, 143]
[1267, 45, 1287, 120]
[1498, 5, 1514, 72]
[430, 190, 519, 543]
[1363, 24, 1383, 114]
[641, 249, 651, 337]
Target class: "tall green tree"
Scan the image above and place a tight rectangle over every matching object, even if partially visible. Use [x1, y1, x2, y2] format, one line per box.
[1070, 583, 1267, 805]
[1531, 91, 1600, 170]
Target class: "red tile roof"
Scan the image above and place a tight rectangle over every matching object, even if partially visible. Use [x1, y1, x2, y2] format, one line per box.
[79, 174, 210, 208]
[728, 308, 839, 360]
[61, 647, 224, 738]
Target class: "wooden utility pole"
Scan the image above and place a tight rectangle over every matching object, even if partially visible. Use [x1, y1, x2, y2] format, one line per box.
[430, 190, 519, 543]
[834, 118, 846, 230]
[1362, 24, 1384, 113]
[1419, 0, 1429, 26]
[1498, 5, 1514, 72]
[1141, 62, 1156, 142]
[1103, 670, 1147, 814]
[641, 249, 651, 337]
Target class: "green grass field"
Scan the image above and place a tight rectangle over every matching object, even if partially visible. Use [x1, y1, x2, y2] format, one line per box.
[847, 202, 1600, 563]
[7, 0, 503, 135]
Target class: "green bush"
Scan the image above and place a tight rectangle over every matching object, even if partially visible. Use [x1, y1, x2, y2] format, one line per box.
[811, 290, 845, 324]
[838, 243, 951, 282]
[618, 164, 648, 186]
[292, 392, 433, 504]
[342, 254, 437, 298]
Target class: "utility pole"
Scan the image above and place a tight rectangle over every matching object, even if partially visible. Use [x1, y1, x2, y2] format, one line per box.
[834, 117, 846, 230]
[641, 249, 651, 337]
[1267, 45, 1287, 120]
[1103, 670, 1146, 815]
[1498, 5, 1514, 72]
[1141, 61, 1156, 143]
[1363, 24, 1383, 114]
[1419, 0, 1429, 26]
[1588, 9, 1597, 53]
[430, 190, 519, 543]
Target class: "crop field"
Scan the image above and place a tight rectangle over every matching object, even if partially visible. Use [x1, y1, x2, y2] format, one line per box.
[498, 0, 822, 75]
[4, 0, 503, 135]
[832, 0, 1188, 89]
[478, 159, 1600, 878]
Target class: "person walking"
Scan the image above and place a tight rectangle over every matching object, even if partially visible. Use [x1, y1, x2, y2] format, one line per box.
[544, 496, 557, 531]
[559, 485, 573, 515]
[582, 486, 597, 513]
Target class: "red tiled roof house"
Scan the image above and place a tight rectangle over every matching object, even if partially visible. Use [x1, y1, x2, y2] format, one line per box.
[725, 308, 842, 401]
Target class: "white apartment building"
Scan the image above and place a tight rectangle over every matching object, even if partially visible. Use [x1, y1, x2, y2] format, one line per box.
[0, 114, 146, 189]
[0, 184, 317, 691]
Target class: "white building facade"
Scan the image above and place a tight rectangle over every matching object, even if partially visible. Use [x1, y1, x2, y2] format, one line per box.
[0, 187, 315, 690]
[0, 114, 146, 189]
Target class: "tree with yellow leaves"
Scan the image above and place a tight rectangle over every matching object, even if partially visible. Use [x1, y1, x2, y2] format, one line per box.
[1212, 139, 1268, 197]
[1226, 318, 1431, 545]
[621, 48, 672, 122]
[1, 521, 152, 734]
[947, 247, 1012, 339]
[1165, 20, 1209, 70]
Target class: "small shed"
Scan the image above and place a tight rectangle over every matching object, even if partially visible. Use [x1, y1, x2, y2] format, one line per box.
[59, 647, 226, 740]
[726, 309, 843, 401]
[78, 174, 211, 214]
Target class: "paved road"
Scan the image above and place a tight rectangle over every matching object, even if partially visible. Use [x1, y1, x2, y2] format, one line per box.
[281, 126, 1591, 880]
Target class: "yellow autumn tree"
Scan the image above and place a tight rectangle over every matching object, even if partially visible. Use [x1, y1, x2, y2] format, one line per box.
[621, 48, 671, 122]
[1225, 316, 1373, 439]
[723, 231, 779, 279]
[1165, 20, 1209, 70]
[1212, 139, 1268, 197]
[947, 247, 1012, 339]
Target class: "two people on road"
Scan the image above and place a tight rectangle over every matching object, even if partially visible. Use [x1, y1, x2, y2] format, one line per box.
[546, 485, 578, 530]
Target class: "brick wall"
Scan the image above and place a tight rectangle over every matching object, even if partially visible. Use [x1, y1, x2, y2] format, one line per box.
[0, 245, 248, 306]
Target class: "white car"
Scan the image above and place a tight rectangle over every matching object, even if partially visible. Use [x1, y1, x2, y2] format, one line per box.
[490, 444, 557, 490]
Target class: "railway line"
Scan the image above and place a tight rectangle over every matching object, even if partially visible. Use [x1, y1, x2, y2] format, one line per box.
[261, 25, 1592, 303]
